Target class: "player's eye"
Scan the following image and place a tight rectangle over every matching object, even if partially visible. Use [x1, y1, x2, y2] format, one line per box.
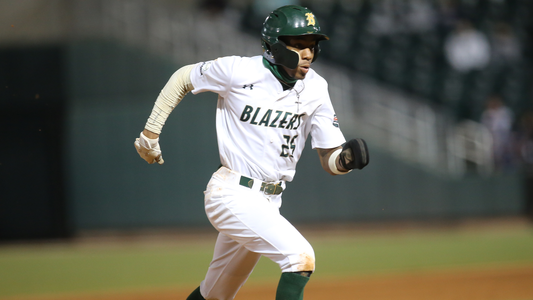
[294, 44, 314, 51]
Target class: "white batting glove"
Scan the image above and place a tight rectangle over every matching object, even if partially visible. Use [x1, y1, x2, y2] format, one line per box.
[134, 132, 164, 165]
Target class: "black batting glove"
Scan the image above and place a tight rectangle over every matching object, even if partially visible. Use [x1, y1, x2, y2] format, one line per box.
[339, 138, 369, 170]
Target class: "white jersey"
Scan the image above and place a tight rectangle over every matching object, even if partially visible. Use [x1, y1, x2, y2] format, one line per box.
[190, 55, 345, 182]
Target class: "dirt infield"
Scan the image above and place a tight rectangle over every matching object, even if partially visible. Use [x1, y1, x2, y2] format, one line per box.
[8, 264, 533, 300]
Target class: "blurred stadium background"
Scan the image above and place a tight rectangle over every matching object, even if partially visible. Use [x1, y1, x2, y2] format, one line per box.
[1, 0, 533, 299]
[1, 0, 532, 241]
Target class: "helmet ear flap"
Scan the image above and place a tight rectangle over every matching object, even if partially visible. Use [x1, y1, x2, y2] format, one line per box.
[270, 40, 300, 69]
[263, 40, 321, 68]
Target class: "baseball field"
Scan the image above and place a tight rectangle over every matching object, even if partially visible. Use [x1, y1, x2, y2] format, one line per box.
[1, 218, 532, 300]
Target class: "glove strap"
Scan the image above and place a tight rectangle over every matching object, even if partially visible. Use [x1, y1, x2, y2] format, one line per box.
[139, 132, 159, 149]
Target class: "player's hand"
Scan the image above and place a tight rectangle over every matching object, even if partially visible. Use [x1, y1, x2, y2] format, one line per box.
[339, 138, 369, 170]
[134, 132, 164, 165]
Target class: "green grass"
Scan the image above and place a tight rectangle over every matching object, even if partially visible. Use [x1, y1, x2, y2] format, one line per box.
[0, 243, 214, 297]
[311, 228, 533, 276]
[0, 227, 532, 298]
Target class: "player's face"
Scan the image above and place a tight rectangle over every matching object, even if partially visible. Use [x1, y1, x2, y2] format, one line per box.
[281, 36, 317, 80]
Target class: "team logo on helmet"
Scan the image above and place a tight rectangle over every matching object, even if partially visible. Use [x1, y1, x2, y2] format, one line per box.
[305, 13, 316, 26]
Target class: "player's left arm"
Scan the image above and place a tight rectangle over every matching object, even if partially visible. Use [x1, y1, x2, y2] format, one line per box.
[317, 138, 369, 175]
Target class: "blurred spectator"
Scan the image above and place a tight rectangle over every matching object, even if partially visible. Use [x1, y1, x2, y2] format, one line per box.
[367, 0, 398, 35]
[517, 111, 533, 167]
[444, 19, 491, 72]
[480, 95, 515, 172]
[367, 0, 436, 35]
[200, 0, 228, 16]
[252, 0, 299, 18]
[405, 0, 437, 33]
[517, 111, 533, 219]
[436, 0, 461, 33]
[489, 22, 521, 67]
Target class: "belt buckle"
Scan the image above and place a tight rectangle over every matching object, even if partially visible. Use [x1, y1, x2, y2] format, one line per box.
[261, 182, 282, 195]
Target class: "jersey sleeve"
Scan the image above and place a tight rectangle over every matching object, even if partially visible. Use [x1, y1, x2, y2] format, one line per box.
[310, 91, 346, 149]
[189, 56, 239, 97]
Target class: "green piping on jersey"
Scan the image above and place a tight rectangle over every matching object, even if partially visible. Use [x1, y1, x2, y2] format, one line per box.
[262, 57, 297, 89]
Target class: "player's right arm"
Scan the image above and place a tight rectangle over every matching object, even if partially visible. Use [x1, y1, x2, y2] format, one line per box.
[317, 147, 347, 175]
[316, 138, 369, 175]
[134, 64, 195, 164]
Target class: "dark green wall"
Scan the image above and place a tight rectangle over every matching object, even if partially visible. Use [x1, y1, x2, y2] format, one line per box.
[282, 147, 523, 223]
[65, 41, 220, 229]
[0, 46, 70, 240]
[65, 40, 524, 231]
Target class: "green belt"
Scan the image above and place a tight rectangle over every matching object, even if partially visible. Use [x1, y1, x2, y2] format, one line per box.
[239, 175, 283, 195]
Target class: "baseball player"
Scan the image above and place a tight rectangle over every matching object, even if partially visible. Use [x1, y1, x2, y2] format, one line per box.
[134, 5, 369, 300]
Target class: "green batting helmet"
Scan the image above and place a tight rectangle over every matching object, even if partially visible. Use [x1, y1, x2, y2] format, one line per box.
[261, 5, 329, 69]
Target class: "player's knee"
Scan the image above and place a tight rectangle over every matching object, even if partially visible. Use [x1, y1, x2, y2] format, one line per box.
[293, 251, 315, 272]
[299, 251, 315, 271]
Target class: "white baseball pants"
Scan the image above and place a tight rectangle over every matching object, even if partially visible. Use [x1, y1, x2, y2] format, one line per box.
[199, 167, 315, 300]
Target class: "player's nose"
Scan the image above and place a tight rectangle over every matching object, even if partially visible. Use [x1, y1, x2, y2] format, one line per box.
[300, 47, 313, 61]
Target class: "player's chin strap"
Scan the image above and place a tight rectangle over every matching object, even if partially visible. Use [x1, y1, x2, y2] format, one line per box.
[145, 64, 195, 134]
[262, 57, 298, 89]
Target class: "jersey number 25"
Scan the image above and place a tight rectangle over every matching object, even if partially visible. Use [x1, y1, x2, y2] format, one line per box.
[280, 135, 298, 158]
